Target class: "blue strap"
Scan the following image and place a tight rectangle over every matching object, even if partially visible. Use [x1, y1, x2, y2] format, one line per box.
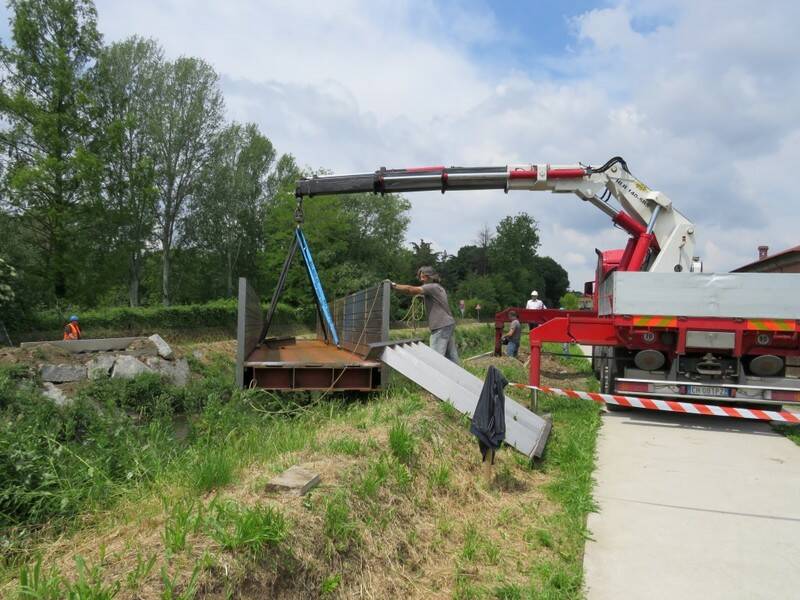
[295, 228, 340, 346]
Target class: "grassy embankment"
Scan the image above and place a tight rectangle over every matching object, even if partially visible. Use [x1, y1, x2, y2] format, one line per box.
[1, 325, 600, 599]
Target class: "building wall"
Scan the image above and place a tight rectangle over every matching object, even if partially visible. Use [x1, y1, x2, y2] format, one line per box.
[738, 255, 800, 273]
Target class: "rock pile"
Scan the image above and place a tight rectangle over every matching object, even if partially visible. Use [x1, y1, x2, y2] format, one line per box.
[32, 334, 191, 403]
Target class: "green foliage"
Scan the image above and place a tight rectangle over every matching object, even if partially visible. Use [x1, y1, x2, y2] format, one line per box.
[355, 457, 390, 500]
[262, 190, 411, 313]
[0, 367, 180, 529]
[206, 500, 288, 554]
[189, 122, 283, 298]
[89, 36, 162, 308]
[125, 552, 157, 592]
[0, 257, 18, 306]
[532, 255, 570, 308]
[160, 561, 201, 600]
[428, 462, 452, 490]
[493, 583, 523, 600]
[327, 437, 364, 456]
[0, 0, 103, 302]
[187, 447, 235, 492]
[8, 298, 297, 336]
[64, 554, 121, 599]
[320, 573, 341, 595]
[17, 557, 62, 599]
[163, 499, 198, 554]
[323, 491, 358, 552]
[559, 291, 580, 310]
[388, 421, 416, 465]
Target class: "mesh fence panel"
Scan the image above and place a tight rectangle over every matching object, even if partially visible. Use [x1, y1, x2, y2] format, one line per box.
[318, 281, 390, 355]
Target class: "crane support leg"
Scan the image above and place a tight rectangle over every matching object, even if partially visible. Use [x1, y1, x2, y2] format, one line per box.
[529, 338, 542, 388]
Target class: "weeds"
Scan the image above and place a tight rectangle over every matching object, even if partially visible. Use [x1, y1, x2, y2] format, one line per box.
[460, 524, 481, 562]
[323, 492, 358, 552]
[65, 554, 120, 599]
[388, 420, 416, 465]
[389, 460, 413, 491]
[206, 501, 288, 554]
[187, 447, 235, 492]
[493, 582, 523, 600]
[17, 558, 62, 599]
[327, 437, 364, 456]
[428, 462, 451, 490]
[355, 458, 389, 501]
[125, 551, 157, 591]
[160, 561, 201, 600]
[163, 499, 198, 553]
[320, 573, 341, 595]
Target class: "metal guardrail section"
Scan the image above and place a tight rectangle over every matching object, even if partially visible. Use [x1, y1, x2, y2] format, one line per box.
[379, 341, 551, 458]
[319, 281, 391, 356]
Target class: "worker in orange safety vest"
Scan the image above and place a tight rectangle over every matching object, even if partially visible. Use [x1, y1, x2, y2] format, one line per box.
[63, 315, 82, 340]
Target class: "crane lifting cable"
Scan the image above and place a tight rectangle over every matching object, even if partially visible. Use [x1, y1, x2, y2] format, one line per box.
[260, 200, 340, 346]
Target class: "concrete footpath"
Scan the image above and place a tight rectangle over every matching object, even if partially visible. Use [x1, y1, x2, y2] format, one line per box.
[582, 410, 800, 599]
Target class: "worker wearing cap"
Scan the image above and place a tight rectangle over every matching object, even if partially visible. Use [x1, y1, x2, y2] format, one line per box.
[63, 315, 82, 340]
[526, 290, 546, 331]
[526, 290, 546, 310]
[391, 266, 459, 363]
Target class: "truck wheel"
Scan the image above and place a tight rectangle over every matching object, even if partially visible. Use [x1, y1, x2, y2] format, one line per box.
[601, 348, 629, 412]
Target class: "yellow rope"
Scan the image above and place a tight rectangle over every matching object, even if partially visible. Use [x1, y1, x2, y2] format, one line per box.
[400, 294, 425, 333]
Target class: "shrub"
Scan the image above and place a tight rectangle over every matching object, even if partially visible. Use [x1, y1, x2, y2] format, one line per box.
[8, 298, 300, 336]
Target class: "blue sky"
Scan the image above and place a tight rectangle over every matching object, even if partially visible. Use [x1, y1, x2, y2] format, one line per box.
[2, 1, 799, 289]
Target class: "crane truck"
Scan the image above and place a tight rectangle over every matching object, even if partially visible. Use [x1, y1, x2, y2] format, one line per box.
[295, 157, 800, 412]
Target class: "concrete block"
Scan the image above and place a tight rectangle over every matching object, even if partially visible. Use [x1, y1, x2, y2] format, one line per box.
[111, 355, 154, 379]
[40, 363, 87, 383]
[148, 334, 174, 360]
[125, 338, 159, 357]
[265, 465, 321, 496]
[21, 337, 141, 353]
[145, 357, 190, 387]
[87, 354, 116, 380]
[42, 382, 71, 406]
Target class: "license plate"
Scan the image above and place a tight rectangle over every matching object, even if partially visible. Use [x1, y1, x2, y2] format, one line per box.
[687, 385, 731, 398]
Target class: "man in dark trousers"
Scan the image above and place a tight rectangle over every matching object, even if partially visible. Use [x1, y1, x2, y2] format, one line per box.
[502, 310, 522, 359]
[391, 266, 459, 363]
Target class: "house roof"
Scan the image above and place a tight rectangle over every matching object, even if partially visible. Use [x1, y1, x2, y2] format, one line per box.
[732, 245, 800, 272]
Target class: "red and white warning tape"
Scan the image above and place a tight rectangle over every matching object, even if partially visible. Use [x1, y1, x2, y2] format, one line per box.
[510, 383, 800, 423]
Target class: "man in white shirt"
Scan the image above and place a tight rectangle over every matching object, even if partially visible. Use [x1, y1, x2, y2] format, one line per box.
[526, 290, 546, 331]
[526, 290, 545, 310]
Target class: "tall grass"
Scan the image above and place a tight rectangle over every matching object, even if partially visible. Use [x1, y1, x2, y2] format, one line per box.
[0, 355, 316, 568]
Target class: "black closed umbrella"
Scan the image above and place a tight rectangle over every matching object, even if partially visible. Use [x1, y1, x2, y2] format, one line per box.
[470, 365, 508, 464]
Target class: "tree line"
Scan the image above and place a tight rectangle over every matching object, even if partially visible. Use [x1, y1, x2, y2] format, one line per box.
[0, 0, 570, 329]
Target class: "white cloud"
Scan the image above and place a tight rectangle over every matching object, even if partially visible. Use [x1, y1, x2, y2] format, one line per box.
[9, 0, 799, 289]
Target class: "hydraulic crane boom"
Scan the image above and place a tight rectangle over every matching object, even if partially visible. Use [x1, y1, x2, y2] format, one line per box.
[295, 157, 697, 273]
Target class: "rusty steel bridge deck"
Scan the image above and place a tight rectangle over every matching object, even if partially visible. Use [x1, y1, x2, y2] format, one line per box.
[244, 338, 383, 391]
[237, 280, 391, 391]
